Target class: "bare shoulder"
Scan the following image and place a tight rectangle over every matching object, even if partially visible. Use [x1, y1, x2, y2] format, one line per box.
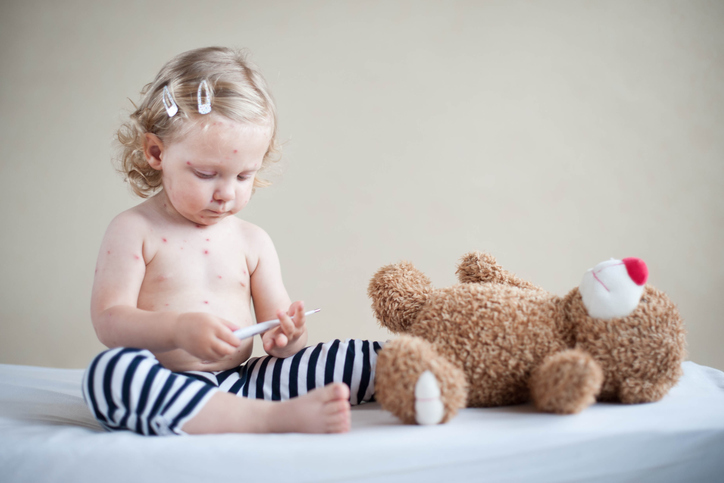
[104, 203, 154, 240]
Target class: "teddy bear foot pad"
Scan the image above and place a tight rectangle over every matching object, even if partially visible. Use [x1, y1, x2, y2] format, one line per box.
[414, 370, 444, 425]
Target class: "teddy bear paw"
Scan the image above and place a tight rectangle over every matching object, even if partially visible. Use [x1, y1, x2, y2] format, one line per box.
[414, 370, 444, 425]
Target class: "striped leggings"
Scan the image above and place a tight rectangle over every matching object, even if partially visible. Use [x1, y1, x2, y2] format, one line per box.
[82, 339, 382, 436]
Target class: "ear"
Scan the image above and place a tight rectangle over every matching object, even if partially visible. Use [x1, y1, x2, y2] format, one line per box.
[144, 133, 165, 171]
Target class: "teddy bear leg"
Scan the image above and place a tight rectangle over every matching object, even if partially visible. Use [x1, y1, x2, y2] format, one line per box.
[375, 335, 468, 425]
[529, 349, 603, 414]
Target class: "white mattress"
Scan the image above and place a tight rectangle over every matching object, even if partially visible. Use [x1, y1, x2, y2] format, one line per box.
[1, 361, 723, 483]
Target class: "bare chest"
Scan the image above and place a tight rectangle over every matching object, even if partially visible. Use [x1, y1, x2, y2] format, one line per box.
[137, 227, 251, 322]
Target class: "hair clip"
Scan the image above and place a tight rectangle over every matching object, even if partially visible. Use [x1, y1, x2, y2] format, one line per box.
[197, 80, 212, 115]
[162, 86, 178, 117]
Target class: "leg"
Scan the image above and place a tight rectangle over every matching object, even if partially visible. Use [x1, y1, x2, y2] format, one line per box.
[223, 339, 383, 405]
[82, 347, 218, 436]
[185, 339, 384, 434]
[375, 335, 468, 425]
[83, 347, 354, 435]
[529, 349, 603, 414]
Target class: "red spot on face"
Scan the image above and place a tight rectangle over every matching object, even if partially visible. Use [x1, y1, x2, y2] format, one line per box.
[218, 275, 222, 279]
[162, 238, 167, 243]
[204, 301, 209, 304]
[186, 161, 192, 165]
[165, 303, 169, 306]
[204, 250, 209, 254]
[233, 149, 238, 153]
[206, 238, 210, 242]
[107, 250, 111, 255]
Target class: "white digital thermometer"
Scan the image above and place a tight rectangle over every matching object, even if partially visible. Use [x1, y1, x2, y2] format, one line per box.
[233, 309, 321, 340]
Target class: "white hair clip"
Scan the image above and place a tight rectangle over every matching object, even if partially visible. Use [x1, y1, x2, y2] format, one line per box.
[162, 85, 178, 118]
[197, 80, 212, 115]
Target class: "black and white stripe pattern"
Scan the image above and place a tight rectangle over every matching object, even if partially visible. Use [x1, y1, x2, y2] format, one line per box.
[82, 339, 382, 436]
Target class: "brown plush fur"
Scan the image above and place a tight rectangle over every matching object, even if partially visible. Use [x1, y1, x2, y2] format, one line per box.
[368, 251, 686, 424]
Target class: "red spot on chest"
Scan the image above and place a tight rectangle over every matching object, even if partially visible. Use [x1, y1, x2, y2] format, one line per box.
[233, 149, 238, 153]
[134, 255, 141, 260]
[218, 275, 223, 279]
[204, 300, 209, 304]
[162, 238, 167, 243]
[204, 250, 209, 255]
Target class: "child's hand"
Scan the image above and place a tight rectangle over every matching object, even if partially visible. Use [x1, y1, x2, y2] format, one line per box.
[174, 312, 241, 362]
[262, 301, 308, 355]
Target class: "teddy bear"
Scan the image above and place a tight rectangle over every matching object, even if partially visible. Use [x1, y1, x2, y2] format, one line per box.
[368, 251, 686, 425]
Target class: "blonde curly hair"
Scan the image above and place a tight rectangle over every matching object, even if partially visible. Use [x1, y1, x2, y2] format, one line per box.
[117, 47, 280, 197]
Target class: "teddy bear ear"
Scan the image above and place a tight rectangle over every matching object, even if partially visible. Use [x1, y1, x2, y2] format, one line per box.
[579, 258, 647, 319]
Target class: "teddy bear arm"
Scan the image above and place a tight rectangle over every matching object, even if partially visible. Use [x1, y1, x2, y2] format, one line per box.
[456, 251, 538, 289]
[529, 349, 604, 414]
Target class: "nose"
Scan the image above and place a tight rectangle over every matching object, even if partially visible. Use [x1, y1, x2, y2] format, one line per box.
[213, 180, 235, 203]
[623, 258, 648, 286]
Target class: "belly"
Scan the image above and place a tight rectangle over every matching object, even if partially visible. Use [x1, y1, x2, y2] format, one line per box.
[154, 343, 254, 372]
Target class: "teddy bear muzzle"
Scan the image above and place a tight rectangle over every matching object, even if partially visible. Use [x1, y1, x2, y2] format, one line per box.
[579, 258, 648, 320]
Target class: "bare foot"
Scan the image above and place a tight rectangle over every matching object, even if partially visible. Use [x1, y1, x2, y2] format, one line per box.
[271, 383, 351, 433]
[182, 383, 351, 434]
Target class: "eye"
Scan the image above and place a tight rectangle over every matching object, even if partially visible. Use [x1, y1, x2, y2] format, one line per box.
[194, 170, 215, 179]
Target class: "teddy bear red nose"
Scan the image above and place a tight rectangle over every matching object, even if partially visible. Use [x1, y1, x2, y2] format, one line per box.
[623, 258, 648, 286]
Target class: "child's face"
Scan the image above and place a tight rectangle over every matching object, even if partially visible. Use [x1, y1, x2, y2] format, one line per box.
[148, 118, 271, 226]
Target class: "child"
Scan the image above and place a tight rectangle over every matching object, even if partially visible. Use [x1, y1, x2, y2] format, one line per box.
[83, 47, 382, 435]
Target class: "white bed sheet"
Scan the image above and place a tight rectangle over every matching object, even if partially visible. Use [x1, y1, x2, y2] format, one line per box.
[1, 361, 723, 483]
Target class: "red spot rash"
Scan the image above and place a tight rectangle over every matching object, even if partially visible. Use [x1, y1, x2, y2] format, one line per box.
[186, 161, 192, 165]
[134, 255, 141, 260]
[165, 304, 169, 307]
[233, 149, 238, 153]
[204, 301, 209, 304]
[107, 251, 111, 255]
[218, 275, 222, 279]
[206, 239, 210, 242]
[162, 238, 168, 243]
[204, 250, 209, 255]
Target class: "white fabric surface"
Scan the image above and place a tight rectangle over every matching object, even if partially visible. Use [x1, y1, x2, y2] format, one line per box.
[1, 361, 723, 483]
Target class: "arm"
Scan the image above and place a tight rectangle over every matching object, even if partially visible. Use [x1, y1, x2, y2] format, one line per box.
[247, 226, 308, 358]
[91, 212, 240, 360]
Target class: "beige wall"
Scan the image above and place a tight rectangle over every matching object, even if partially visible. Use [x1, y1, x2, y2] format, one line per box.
[1, 0, 722, 370]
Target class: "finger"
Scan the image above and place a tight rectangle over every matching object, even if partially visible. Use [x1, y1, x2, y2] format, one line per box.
[220, 328, 242, 347]
[222, 320, 241, 332]
[211, 341, 234, 358]
[287, 301, 302, 317]
[275, 332, 288, 348]
[293, 302, 306, 328]
[277, 310, 295, 336]
[262, 331, 276, 352]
